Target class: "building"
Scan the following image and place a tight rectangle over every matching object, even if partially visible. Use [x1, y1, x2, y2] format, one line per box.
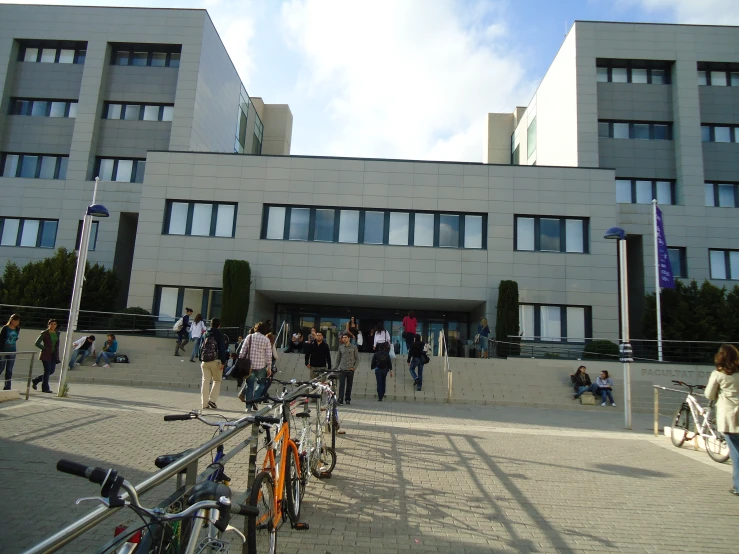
[486, 21, 739, 336]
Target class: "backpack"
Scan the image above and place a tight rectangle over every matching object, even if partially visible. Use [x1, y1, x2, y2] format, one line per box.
[173, 317, 184, 332]
[375, 350, 390, 371]
[114, 354, 129, 363]
[200, 331, 219, 362]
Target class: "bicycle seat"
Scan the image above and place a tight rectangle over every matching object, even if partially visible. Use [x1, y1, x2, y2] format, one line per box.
[295, 411, 311, 419]
[155, 449, 193, 470]
[187, 480, 231, 505]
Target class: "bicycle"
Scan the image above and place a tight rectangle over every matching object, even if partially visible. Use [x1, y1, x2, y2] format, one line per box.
[670, 380, 730, 463]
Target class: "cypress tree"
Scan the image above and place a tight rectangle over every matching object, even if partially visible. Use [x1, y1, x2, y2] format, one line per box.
[495, 280, 520, 357]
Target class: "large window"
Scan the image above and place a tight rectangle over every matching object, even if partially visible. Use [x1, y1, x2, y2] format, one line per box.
[668, 247, 687, 278]
[104, 102, 173, 122]
[75, 221, 99, 251]
[697, 63, 739, 86]
[0, 218, 57, 248]
[18, 41, 86, 64]
[709, 249, 739, 280]
[1, 153, 68, 179]
[518, 304, 590, 343]
[110, 44, 181, 68]
[155, 285, 222, 322]
[705, 182, 739, 207]
[163, 201, 236, 238]
[10, 98, 77, 118]
[701, 125, 738, 143]
[515, 216, 588, 253]
[616, 179, 675, 205]
[598, 120, 672, 140]
[252, 117, 264, 155]
[262, 205, 487, 249]
[526, 117, 537, 159]
[95, 157, 146, 183]
[596, 60, 671, 84]
[234, 93, 249, 154]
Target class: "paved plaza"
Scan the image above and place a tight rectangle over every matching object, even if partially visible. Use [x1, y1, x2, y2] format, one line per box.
[1, 384, 737, 553]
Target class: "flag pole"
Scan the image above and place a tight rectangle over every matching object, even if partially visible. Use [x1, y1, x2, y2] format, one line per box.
[652, 199, 663, 362]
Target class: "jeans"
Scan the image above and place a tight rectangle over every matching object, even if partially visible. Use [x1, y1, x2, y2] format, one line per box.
[69, 349, 90, 368]
[0, 353, 16, 389]
[190, 336, 203, 361]
[176, 333, 189, 352]
[574, 384, 597, 398]
[598, 387, 615, 404]
[725, 432, 739, 492]
[243, 366, 268, 403]
[408, 357, 424, 390]
[338, 370, 354, 402]
[96, 351, 116, 365]
[33, 360, 56, 392]
[375, 368, 389, 400]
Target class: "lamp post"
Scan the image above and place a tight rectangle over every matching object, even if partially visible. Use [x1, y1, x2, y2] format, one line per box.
[57, 177, 109, 397]
[604, 226, 633, 430]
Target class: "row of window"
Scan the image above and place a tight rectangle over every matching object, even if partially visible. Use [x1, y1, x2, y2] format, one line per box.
[597, 66, 670, 85]
[155, 285, 222, 322]
[519, 304, 590, 343]
[1, 153, 68, 180]
[706, 183, 739, 208]
[19, 45, 86, 65]
[104, 102, 173, 122]
[701, 125, 739, 143]
[111, 45, 181, 68]
[698, 70, 739, 87]
[598, 121, 672, 140]
[95, 158, 146, 184]
[616, 179, 675, 205]
[514, 216, 588, 254]
[262, 205, 486, 249]
[10, 98, 78, 118]
[0, 218, 57, 248]
[164, 201, 237, 238]
[711, 250, 739, 280]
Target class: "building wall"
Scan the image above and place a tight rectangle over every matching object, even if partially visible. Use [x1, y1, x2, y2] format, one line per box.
[484, 113, 514, 164]
[261, 104, 293, 156]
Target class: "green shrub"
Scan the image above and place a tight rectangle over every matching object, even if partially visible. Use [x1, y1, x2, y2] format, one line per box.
[108, 307, 153, 334]
[495, 280, 520, 357]
[583, 340, 619, 361]
[221, 260, 251, 331]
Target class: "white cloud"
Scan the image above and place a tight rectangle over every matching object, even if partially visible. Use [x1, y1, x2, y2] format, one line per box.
[281, 0, 532, 161]
[622, 0, 739, 25]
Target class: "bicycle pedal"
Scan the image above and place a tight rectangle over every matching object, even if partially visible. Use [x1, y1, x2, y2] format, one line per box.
[319, 471, 332, 479]
[293, 522, 310, 531]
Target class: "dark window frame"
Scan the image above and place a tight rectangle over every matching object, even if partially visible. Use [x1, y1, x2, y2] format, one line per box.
[17, 41, 87, 65]
[513, 215, 590, 254]
[93, 157, 146, 183]
[9, 97, 77, 117]
[705, 182, 739, 208]
[103, 102, 174, 121]
[110, 44, 182, 68]
[697, 62, 739, 86]
[596, 59, 673, 84]
[709, 249, 739, 280]
[518, 303, 593, 344]
[616, 178, 677, 205]
[0, 217, 58, 248]
[0, 153, 68, 179]
[162, 200, 238, 238]
[598, 120, 673, 140]
[667, 246, 687, 279]
[701, 124, 737, 143]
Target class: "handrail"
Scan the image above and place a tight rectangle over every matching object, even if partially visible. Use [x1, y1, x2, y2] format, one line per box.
[274, 320, 287, 350]
[23, 383, 315, 554]
[439, 330, 452, 403]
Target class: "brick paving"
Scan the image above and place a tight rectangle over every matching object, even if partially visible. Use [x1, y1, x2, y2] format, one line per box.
[1, 384, 737, 553]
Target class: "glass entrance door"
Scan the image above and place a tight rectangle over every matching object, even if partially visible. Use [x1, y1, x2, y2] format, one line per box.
[426, 321, 444, 356]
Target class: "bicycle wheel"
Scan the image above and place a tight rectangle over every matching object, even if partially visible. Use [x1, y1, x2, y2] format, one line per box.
[311, 444, 336, 478]
[285, 441, 303, 523]
[248, 472, 277, 554]
[670, 405, 691, 447]
[705, 433, 730, 463]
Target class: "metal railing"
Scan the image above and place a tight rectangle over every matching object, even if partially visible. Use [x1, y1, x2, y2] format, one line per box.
[0, 351, 36, 400]
[439, 330, 452, 403]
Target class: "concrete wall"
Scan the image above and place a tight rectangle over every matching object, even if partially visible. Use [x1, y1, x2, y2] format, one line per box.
[261, 104, 293, 156]
[699, 86, 739, 125]
[484, 113, 514, 164]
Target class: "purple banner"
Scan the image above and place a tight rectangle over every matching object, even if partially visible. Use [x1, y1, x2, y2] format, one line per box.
[656, 206, 675, 289]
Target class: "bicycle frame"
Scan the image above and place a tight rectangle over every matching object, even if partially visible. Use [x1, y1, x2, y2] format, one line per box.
[682, 393, 719, 440]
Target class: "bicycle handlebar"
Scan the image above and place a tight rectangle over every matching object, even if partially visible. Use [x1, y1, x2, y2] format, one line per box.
[671, 380, 706, 390]
[163, 413, 194, 421]
[57, 459, 109, 485]
[162, 411, 279, 426]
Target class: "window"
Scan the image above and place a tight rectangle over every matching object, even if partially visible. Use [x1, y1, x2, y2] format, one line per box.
[439, 214, 459, 248]
[0, 153, 68, 179]
[527, 117, 537, 159]
[514, 216, 588, 253]
[388, 212, 409, 245]
[595, 60, 672, 84]
[110, 44, 182, 68]
[314, 209, 335, 242]
[598, 120, 673, 140]
[363, 211, 385, 244]
[698, 63, 739, 86]
[518, 304, 591, 343]
[667, 247, 687, 278]
[95, 158, 146, 183]
[701, 125, 738, 143]
[705, 182, 739, 207]
[616, 179, 676, 205]
[265, 206, 285, 239]
[464, 215, 483, 249]
[18, 42, 86, 64]
[163, 201, 237, 238]
[709, 249, 739, 280]
[0, 218, 57, 248]
[234, 93, 250, 154]
[104, 102, 174, 122]
[252, 117, 264, 155]
[154, 285, 221, 322]
[289, 208, 310, 241]
[338, 210, 359, 243]
[414, 213, 434, 246]
[9, 98, 77, 118]
[75, 220, 99, 251]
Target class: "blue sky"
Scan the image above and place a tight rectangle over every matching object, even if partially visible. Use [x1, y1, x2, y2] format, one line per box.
[3, 0, 737, 161]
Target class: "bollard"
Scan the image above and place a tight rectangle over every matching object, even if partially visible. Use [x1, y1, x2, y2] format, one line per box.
[25, 355, 35, 400]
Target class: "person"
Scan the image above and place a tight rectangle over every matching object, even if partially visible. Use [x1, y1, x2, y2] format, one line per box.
[571, 365, 596, 399]
[92, 334, 118, 368]
[234, 335, 244, 355]
[238, 322, 273, 410]
[407, 334, 426, 392]
[305, 330, 331, 381]
[401, 311, 417, 352]
[306, 327, 317, 347]
[335, 332, 359, 405]
[199, 317, 228, 409]
[174, 307, 193, 356]
[372, 342, 393, 401]
[373, 323, 391, 352]
[189, 314, 207, 363]
[0, 314, 20, 390]
[287, 331, 303, 353]
[31, 319, 60, 394]
[224, 351, 238, 378]
[477, 318, 491, 359]
[704, 344, 739, 496]
[345, 316, 359, 346]
[69, 334, 96, 369]
[261, 332, 279, 398]
[593, 370, 616, 406]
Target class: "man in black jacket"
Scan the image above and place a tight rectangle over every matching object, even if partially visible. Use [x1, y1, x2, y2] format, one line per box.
[407, 334, 426, 391]
[305, 331, 331, 380]
[200, 317, 228, 410]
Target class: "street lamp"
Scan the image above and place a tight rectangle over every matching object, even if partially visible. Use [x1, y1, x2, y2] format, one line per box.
[57, 177, 109, 397]
[603, 226, 633, 430]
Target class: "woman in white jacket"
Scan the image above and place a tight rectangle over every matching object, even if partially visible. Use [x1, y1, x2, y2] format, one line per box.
[189, 314, 207, 362]
[704, 344, 739, 496]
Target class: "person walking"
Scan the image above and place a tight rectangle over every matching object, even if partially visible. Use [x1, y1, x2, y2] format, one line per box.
[68, 335, 96, 369]
[189, 314, 207, 363]
[92, 334, 118, 367]
[372, 343, 393, 401]
[199, 317, 228, 410]
[571, 365, 596, 399]
[345, 316, 359, 346]
[335, 332, 358, 405]
[477, 317, 491, 359]
[0, 314, 20, 390]
[238, 322, 273, 410]
[31, 319, 60, 394]
[373, 323, 391, 352]
[305, 331, 331, 380]
[595, 370, 616, 407]
[704, 344, 739, 496]
[401, 311, 417, 352]
[407, 334, 426, 392]
[174, 307, 193, 356]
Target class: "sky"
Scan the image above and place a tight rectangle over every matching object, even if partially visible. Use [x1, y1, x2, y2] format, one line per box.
[3, 0, 739, 162]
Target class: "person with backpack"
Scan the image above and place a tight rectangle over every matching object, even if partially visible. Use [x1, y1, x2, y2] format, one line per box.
[199, 317, 228, 410]
[373, 323, 391, 352]
[174, 307, 193, 356]
[372, 342, 393, 401]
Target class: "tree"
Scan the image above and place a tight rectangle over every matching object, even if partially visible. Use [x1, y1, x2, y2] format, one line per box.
[495, 280, 520, 357]
[221, 259, 251, 331]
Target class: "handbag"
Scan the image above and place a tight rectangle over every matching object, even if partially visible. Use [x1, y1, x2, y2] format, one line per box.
[235, 335, 252, 378]
[356, 331, 364, 346]
[389, 346, 396, 360]
[423, 354, 430, 364]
